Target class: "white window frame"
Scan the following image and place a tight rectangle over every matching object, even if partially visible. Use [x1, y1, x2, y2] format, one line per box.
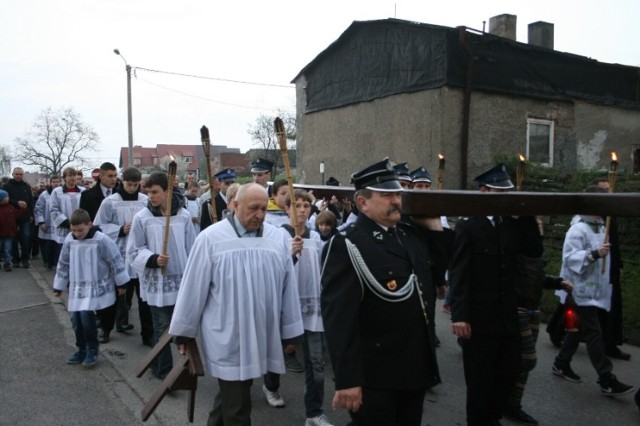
[526, 118, 554, 166]
[184, 156, 193, 164]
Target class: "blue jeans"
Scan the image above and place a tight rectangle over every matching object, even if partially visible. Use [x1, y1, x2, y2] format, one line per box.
[149, 305, 174, 379]
[12, 218, 32, 263]
[0, 238, 12, 267]
[70, 310, 99, 353]
[303, 330, 326, 418]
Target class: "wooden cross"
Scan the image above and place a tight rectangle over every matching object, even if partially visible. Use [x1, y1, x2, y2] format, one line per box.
[135, 331, 204, 422]
[295, 184, 640, 217]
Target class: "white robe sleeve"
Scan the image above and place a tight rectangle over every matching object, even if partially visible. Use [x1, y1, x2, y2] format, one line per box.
[99, 233, 130, 286]
[53, 236, 72, 292]
[34, 192, 46, 225]
[127, 212, 156, 276]
[170, 232, 213, 338]
[49, 188, 67, 227]
[94, 198, 122, 242]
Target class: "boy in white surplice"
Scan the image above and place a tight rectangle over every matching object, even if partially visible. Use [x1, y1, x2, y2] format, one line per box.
[127, 172, 196, 380]
[53, 209, 129, 367]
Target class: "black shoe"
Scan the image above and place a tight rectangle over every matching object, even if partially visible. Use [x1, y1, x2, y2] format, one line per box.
[116, 324, 134, 332]
[504, 408, 538, 426]
[606, 347, 631, 361]
[552, 362, 582, 382]
[142, 338, 153, 347]
[21, 261, 30, 269]
[434, 334, 441, 347]
[599, 374, 635, 396]
[98, 329, 110, 343]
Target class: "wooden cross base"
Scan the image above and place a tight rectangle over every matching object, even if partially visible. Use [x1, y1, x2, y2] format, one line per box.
[135, 331, 204, 422]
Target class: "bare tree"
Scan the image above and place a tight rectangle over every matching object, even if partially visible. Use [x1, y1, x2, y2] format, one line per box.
[14, 107, 99, 176]
[247, 110, 296, 175]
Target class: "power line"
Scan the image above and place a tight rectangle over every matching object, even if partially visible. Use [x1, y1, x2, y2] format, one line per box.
[136, 77, 292, 113]
[134, 66, 294, 89]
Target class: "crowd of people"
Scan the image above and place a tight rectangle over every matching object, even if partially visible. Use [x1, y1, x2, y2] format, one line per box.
[2, 157, 639, 425]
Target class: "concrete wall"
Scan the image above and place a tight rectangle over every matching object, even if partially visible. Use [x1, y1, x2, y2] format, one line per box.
[296, 83, 640, 188]
[573, 102, 640, 172]
[296, 87, 448, 186]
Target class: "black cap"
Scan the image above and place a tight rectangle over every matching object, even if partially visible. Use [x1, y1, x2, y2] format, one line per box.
[325, 176, 340, 186]
[410, 166, 432, 183]
[251, 158, 273, 173]
[473, 164, 514, 189]
[351, 158, 403, 192]
[393, 162, 412, 182]
[214, 168, 236, 183]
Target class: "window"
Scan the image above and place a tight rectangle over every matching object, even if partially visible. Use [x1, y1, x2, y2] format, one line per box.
[184, 156, 193, 163]
[526, 118, 554, 166]
[134, 158, 142, 166]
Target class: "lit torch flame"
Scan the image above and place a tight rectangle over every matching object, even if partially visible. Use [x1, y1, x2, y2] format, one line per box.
[519, 154, 526, 162]
[438, 153, 444, 161]
[611, 152, 617, 162]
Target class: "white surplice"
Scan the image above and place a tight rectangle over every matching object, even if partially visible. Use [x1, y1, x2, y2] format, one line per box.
[53, 230, 130, 312]
[169, 219, 304, 381]
[185, 196, 201, 234]
[34, 190, 55, 240]
[126, 207, 196, 307]
[49, 186, 85, 243]
[94, 192, 148, 277]
[282, 228, 325, 332]
[556, 215, 612, 311]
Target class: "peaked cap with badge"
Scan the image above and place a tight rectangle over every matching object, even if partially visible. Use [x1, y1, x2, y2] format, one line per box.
[214, 168, 236, 183]
[351, 158, 403, 192]
[410, 166, 432, 183]
[473, 163, 514, 189]
[250, 158, 274, 174]
[393, 162, 412, 183]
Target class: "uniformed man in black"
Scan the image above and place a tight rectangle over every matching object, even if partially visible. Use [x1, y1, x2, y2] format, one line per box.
[200, 168, 236, 230]
[449, 164, 543, 426]
[251, 157, 274, 197]
[321, 158, 451, 426]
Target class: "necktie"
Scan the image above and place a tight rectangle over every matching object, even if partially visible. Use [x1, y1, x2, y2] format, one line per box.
[106, 189, 111, 197]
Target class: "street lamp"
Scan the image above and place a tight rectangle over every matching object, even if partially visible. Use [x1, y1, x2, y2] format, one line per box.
[320, 161, 325, 185]
[113, 49, 134, 168]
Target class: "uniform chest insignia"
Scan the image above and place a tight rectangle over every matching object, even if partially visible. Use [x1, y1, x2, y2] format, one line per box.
[373, 231, 383, 240]
[386, 280, 397, 291]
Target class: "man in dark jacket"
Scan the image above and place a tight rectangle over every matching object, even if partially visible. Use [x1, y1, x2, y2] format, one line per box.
[321, 158, 451, 426]
[3, 167, 34, 268]
[80, 162, 118, 221]
[450, 164, 544, 426]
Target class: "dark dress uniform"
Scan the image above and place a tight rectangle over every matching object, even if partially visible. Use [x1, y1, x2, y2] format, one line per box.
[200, 192, 226, 231]
[450, 215, 543, 425]
[321, 213, 451, 425]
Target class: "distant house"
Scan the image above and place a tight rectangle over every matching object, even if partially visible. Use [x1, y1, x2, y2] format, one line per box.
[119, 144, 242, 182]
[292, 15, 640, 188]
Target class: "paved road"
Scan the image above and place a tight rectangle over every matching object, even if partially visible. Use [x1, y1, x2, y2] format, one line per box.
[1, 265, 639, 425]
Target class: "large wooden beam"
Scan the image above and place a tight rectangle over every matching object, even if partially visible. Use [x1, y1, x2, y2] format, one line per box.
[294, 184, 640, 217]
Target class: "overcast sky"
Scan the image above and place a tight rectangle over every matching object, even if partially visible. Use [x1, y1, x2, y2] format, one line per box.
[2, 0, 639, 172]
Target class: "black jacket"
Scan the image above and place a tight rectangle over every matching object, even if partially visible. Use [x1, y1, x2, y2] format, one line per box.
[450, 216, 543, 335]
[80, 184, 108, 221]
[3, 178, 34, 217]
[321, 214, 451, 391]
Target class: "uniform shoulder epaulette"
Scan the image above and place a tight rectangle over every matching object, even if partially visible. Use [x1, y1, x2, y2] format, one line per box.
[341, 223, 357, 237]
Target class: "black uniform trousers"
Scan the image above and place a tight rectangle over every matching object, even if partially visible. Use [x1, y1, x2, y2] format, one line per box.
[462, 332, 521, 426]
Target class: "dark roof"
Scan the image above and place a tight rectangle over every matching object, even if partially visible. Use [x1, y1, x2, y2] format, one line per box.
[293, 19, 640, 112]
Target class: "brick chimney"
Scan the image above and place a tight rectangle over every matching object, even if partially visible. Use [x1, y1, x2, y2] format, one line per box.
[489, 14, 517, 41]
[528, 21, 554, 49]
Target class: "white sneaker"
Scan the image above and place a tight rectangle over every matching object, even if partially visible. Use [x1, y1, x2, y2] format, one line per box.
[262, 384, 285, 407]
[305, 414, 334, 426]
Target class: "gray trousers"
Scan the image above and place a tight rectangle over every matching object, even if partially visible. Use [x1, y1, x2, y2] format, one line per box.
[556, 305, 613, 379]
